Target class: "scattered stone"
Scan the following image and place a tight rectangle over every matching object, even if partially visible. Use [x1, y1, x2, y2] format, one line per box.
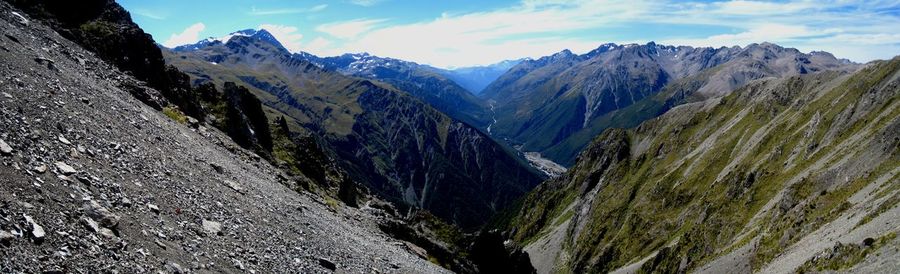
[186, 116, 199, 128]
[80, 217, 114, 237]
[147, 203, 160, 214]
[318, 258, 337, 271]
[404, 242, 428, 259]
[863, 237, 875, 246]
[34, 164, 48, 173]
[1, 92, 11, 99]
[0, 230, 14, 246]
[233, 259, 246, 270]
[0, 139, 12, 155]
[202, 219, 223, 236]
[54, 161, 77, 175]
[119, 196, 133, 207]
[83, 200, 120, 228]
[34, 57, 56, 70]
[10, 11, 28, 25]
[224, 180, 244, 193]
[166, 261, 187, 274]
[155, 239, 167, 249]
[210, 163, 224, 174]
[58, 135, 71, 145]
[81, 217, 100, 233]
[24, 215, 45, 243]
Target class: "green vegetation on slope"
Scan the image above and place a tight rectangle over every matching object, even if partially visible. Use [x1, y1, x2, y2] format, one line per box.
[505, 58, 900, 273]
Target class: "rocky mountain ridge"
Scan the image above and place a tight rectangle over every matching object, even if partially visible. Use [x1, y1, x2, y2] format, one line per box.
[501, 56, 899, 273]
[482, 42, 857, 166]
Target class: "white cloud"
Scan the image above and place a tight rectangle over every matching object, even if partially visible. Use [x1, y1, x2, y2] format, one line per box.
[302, 0, 900, 67]
[661, 23, 828, 48]
[162, 23, 205, 48]
[311, 0, 648, 67]
[316, 19, 387, 39]
[305, 37, 337, 55]
[249, 4, 328, 15]
[259, 24, 304, 53]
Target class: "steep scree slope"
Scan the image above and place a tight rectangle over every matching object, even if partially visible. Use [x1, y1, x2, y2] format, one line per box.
[0, 5, 448, 273]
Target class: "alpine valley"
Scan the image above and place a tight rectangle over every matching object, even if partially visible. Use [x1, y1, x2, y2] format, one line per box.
[1, 0, 898, 273]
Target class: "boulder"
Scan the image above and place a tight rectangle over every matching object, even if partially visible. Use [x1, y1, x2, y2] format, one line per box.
[83, 200, 120, 228]
[24, 215, 45, 243]
[54, 161, 77, 175]
[202, 219, 222, 236]
[0, 139, 12, 155]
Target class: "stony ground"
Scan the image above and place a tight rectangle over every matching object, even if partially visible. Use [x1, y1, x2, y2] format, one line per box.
[0, 5, 448, 273]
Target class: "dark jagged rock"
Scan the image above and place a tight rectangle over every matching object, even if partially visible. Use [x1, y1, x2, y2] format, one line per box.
[469, 230, 536, 274]
[8, 0, 204, 118]
[222, 82, 272, 153]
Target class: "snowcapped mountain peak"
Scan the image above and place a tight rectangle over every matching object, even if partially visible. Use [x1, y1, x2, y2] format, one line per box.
[171, 29, 287, 52]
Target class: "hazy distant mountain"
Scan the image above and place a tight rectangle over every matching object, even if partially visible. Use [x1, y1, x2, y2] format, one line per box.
[163, 29, 542, 229]
[438, 59, 524, 95]
[300, 52, 492, 128]
[482, 42, 856, 165]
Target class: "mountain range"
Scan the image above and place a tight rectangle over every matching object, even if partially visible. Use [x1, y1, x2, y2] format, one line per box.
[481, 42, 857, 165]
[502, 57, 899, 273]
[3, 0, 898, 272]
[161, 29, 542, 229]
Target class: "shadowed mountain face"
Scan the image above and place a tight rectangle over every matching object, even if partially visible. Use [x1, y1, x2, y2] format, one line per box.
[482, 42, 856, 166]
[502, 58, 900, 273]
[300, 52, 492, 128]
[163, 31, 543, 229]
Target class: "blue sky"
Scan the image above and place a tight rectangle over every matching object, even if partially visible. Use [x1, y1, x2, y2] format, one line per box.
[119, 0, 900, 68]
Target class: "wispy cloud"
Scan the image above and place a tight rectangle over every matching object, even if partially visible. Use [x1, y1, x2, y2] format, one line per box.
[304, 0, 900, 67]
[259, 24, 305, 52]
[316, 19, 387, 39]
[163, 22, 205, 48]
[249, 4, 328, 15]
[347, 0, 385, 7]
[132, 8, 166, 20]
